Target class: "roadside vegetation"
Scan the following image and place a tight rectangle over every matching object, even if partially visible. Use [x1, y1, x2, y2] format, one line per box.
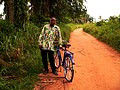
[0, 20, 42, 90]
[82, 16, 120, 52]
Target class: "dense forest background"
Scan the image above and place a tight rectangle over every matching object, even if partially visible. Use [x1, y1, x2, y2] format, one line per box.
[0, 0, 93, 27]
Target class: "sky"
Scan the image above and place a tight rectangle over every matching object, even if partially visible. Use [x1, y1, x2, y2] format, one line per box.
[84, 0, 120, 21]
[0, 2, 4, 14]
[0, 1, 120, 21]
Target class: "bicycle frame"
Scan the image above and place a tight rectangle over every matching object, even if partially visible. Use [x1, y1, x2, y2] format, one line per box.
[63, 50, 74, 67]
[55, 45, 74, 67]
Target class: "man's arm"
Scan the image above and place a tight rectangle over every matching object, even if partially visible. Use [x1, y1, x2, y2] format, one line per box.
[58, 27, 62, 45]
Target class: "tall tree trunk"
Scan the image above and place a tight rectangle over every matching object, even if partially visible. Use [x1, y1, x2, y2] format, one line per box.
[30, 0, 40, 15]
[49, 0, 55, 17]
[30, 0, 50, 17]
[14, 0, 28, 29]
[5, 0, 14, 24]
[43, 0, 50, 17]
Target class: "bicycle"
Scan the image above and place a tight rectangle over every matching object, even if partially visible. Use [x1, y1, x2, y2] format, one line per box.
[54, 41, 75, 82]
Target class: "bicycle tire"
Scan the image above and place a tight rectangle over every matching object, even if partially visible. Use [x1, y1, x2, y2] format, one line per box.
[54, 52, 60, 68]
[64, 56, 74, 82]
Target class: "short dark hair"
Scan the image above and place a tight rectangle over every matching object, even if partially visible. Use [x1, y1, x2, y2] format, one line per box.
[50, 17, 56, 21]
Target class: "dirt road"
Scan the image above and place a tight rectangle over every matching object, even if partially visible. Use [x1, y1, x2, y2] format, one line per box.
[34, 28, 120, 90]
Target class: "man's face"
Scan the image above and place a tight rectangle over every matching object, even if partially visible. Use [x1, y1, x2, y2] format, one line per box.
[50, 18, 56, 25]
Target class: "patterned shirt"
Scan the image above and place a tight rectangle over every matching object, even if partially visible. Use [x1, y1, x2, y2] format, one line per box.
[38, 24, 62, 51]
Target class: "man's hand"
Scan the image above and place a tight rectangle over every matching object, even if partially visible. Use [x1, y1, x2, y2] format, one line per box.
[59, 45, 63, 50]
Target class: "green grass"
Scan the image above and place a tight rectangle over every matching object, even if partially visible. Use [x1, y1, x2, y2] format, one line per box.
[0, 75, 39, 90]
[66, 23, 82, 31]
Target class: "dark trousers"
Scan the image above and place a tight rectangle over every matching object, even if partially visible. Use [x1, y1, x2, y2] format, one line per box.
[40, 49, 56, 72]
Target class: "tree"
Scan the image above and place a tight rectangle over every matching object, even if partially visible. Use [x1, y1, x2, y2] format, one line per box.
[29, 0, 87, 23]
[3, 0, 14, 23]
[1, 0, 88, 26]
[14, 0, 28, 28]
[1, 0, 28, 28]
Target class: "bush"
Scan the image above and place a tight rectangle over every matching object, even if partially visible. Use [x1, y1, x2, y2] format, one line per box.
[82, 23, 99, 36]
[0, 20, 43, 89]
[59, 22, 72, 41]
[82, 16, 120, 52]
[0, 75, 38, 90]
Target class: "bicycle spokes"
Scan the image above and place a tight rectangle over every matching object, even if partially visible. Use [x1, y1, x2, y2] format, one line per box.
[54, 53, 59, 68]
[64, 57, 74, 82]
[54, 52, 63, 72]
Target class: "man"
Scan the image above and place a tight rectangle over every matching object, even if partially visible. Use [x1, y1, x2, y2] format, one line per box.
[38, 17, 62, 75]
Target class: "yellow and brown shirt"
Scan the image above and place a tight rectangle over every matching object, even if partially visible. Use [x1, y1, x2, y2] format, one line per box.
[38, 24, 62, 51]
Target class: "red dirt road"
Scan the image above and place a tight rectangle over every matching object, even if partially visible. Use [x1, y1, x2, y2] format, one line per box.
[34, 28, 120, 90]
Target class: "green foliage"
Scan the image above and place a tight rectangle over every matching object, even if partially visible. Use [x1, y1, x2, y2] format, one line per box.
[59, 22, 72, 42]
[82, 23, 99, 36]
[0, 20, 43, 89]
[30, 14, 50, 26]
[0, 75, 38, 90]
[59, 23, 82, 42]
[30, 0, 87, 23]
[0, 20, 16, 61]
[1, 20, 43, 75]
[67, 23, 81, 31]
[0, 20, 15, 36]
[14, 0, 28, 29]
[96, 20, 106, 26]
[82, 16, 120, 51]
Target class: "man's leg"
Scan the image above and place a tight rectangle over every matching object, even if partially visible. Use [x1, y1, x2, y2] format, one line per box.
[48, 50, 58, 75]
[41, 49, 49, 72]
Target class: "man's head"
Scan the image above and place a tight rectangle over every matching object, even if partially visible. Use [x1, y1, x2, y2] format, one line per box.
[50, 17, 56, 27]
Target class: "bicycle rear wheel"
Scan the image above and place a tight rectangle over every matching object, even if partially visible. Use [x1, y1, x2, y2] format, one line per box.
[54, 52, 60, 69]
[54, 53, 60, 68]
[64, 57, 74, 82]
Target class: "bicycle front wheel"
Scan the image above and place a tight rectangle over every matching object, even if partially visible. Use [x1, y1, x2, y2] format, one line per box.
[64, 57, 74, 82]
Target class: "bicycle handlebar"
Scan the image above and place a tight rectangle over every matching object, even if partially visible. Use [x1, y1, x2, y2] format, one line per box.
[54, 40, 71, 49]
